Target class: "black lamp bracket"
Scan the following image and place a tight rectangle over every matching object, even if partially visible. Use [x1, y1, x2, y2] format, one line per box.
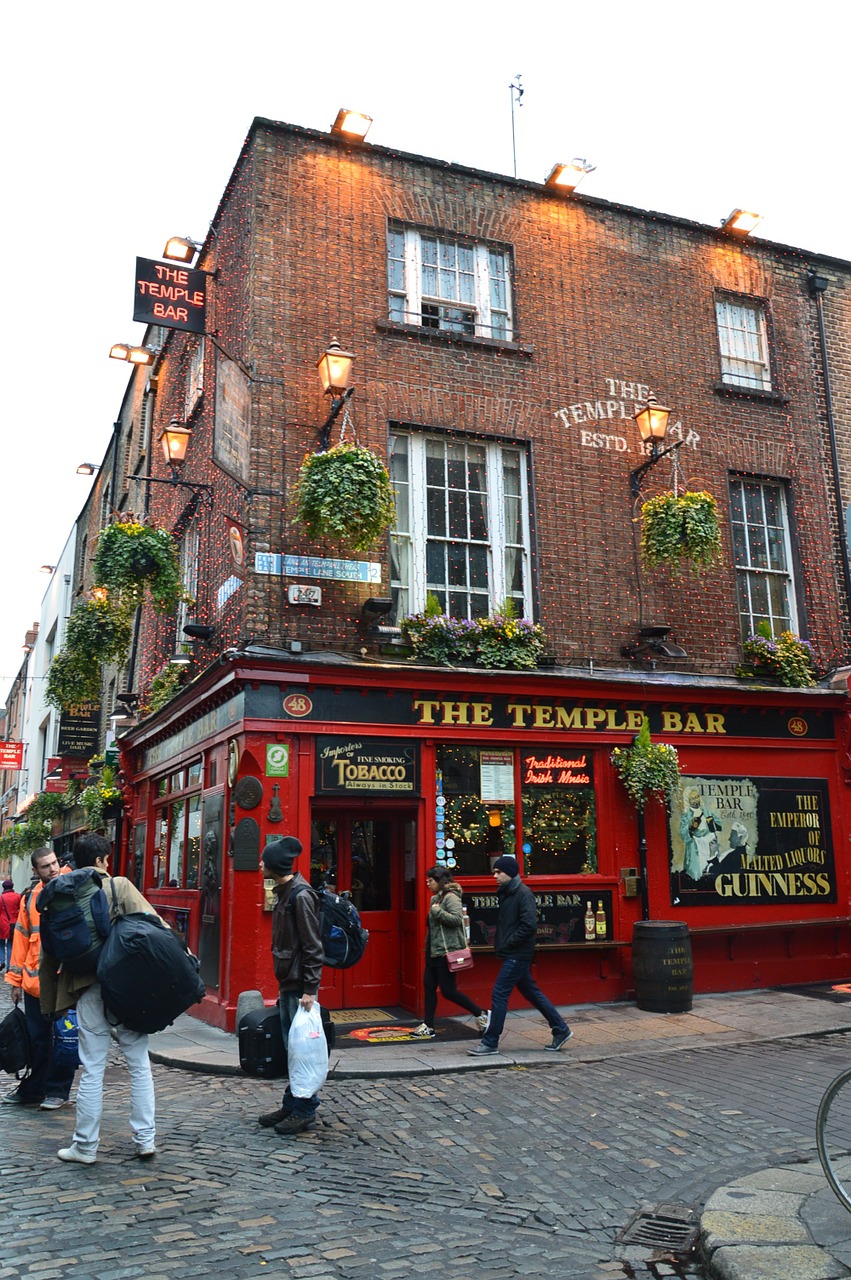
[130, 473, 214, 508]
[629, 439, 684, 499]
[318, 387, 355, 452]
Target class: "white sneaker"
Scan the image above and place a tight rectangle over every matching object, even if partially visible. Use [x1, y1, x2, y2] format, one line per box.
[40, 1097, 69, 1111]
[410, 1023, 435, 1039]
[475, 1010, 491, 1034]
[135, 1144, 157, 1159]
[58, 1145, 96, 1165]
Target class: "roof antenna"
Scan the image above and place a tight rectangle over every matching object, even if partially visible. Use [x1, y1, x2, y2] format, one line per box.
[509, 74, 524, 178]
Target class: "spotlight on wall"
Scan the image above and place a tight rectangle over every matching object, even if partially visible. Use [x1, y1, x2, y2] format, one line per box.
[76, 462, 101, 476]
[545, 158, 596, 193]
[169, 651, 192, 668]
[109, 342, 155, 365]
[721, 208, 762, 236]
[162, 235, 203, 263]
[330, 108, 372, 141]
[182, 621, 216, 641]
[361, 597, 394, 619]
[39, 564, 55, 574]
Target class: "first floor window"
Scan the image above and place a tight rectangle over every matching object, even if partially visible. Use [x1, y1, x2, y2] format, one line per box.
[715, 294, 772, 391]
[730, 476, 799, 641]
[389, 430, 532, 621]
[388, 223, 513, 339]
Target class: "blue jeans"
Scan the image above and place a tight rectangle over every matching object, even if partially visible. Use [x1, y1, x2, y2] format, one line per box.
[483, 957, 569, 1049]
[18, 992, 76, 1104]
[278, 992, 319, 1118]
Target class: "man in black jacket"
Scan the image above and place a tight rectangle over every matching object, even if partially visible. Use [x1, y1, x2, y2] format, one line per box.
[468, 855, 572, 1057]
[257, 837, 324, 1135]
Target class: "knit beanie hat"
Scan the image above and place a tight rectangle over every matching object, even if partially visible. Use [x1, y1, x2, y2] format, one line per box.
[492, 855, 519, 877]
[261, 836, 302, 876]
[2, 879, 12, 891]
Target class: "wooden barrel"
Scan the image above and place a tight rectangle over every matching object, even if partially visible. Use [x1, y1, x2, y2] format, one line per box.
[632, 921, 693, 1013]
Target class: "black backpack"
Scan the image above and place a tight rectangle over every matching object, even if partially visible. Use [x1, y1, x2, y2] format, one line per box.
[39, 870, 115, 974]
[0, 1006, 30, 1078]
[290, 883, 369, 969]
[96, 912, 206, 1034]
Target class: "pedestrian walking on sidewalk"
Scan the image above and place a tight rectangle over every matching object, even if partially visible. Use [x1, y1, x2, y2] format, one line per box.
[411, 865, 489, 1041]
[40, 834, 162, 1165]
[468, 856, 572, 1057]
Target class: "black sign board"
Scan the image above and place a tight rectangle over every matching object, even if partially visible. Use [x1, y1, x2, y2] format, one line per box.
[466, 888, 613, 949]
[252, 683, 836, 742]
[133, 256, 207, 334]
[669, 775, 836, 906]
[57, 703, 100, 758]
[316, 737, 419, 795]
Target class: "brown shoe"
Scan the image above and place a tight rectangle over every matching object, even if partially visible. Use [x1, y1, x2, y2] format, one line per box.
[258, 1107, 292, 1128]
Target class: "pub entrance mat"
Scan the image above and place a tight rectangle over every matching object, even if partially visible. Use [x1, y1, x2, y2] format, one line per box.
[330, 1008, 481, 1047]
[782, 983, 851, 1005]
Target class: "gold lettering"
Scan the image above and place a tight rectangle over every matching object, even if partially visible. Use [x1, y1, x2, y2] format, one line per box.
[442, 702, 470, 725]
[554, 706, 583, 730]
[507, 703, 532, 728]
[471, 702, 493, 726]
[626, 710, 644, 732]
[705, 713, 726, 734]
[662, 711, 683, 732]
[533, 704, 554, 729]
[584, 708, 606, 729]
[606, 709, 627, 730]
[413, 699, 440, 724]
[684, 712, 704, 733]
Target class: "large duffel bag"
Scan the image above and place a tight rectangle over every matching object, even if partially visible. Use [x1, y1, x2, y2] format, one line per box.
[96, 913, 205, 1035]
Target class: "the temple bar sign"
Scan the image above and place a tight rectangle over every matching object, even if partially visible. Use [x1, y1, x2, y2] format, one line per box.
[133, 257, 206, 334]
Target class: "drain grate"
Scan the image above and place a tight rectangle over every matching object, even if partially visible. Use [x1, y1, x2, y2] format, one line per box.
[616, 1203, 698, 1252]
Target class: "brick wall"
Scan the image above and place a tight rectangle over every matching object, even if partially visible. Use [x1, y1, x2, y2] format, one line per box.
[130, 121, 851, 693]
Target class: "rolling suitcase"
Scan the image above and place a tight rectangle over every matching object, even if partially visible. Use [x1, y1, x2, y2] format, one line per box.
[238, 1007, 287, 1078]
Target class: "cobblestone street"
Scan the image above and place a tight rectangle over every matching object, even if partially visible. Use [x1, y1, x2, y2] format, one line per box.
[3, 1020, 851, 1280]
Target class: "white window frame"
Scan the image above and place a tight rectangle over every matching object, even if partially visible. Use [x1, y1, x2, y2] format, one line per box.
[185, 338, 205, 418]
[387, 224, 513, 340]
[389, 430, 532, 620]
[715, 295, 772, 391]
[729, 476, 798, 641]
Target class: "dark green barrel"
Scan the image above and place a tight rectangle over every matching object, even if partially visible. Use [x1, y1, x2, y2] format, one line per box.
[632, 920, 693, 1013]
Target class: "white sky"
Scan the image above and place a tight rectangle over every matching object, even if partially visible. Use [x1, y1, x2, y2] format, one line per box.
[1, 0, 848, 710]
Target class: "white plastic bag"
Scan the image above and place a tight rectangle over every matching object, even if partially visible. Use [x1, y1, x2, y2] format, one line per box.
[287, 1002, 329, 1098]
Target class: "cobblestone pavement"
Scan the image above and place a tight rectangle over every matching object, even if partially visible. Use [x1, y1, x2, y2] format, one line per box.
[3, 1026, 851, 1280]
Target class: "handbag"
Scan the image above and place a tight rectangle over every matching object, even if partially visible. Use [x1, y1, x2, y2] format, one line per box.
[445, 946, 474, 972]
[52, 1011, 80, 1071]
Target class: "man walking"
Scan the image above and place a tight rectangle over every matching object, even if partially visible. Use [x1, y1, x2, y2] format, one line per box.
[40, 833, 161, 1164]
[3, 848, 77, 1110]
[468, 855, 572, 1057]
[257, 836, 324, 1136]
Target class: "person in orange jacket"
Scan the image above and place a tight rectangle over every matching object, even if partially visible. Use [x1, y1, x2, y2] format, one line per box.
[3, 847, 77, 1110]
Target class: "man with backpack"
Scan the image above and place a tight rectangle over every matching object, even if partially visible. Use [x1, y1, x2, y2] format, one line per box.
[39, 833, 162, 1165]
[3, 848, 77, 1110]
[258, 836, 324, 1137]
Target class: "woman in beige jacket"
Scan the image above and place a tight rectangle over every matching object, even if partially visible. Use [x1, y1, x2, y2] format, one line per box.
[412, 865, 489, 1040]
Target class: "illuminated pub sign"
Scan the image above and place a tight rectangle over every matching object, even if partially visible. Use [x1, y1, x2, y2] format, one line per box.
[669, 775, 836, 907]
[316, 737, 419, 795]
[133, 257, 207, 334]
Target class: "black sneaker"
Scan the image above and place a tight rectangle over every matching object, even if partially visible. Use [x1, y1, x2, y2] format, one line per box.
[546, 1028, 573, 1052]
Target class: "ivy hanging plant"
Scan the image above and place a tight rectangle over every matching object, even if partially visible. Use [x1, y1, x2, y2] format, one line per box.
[736, 621, 818, 688]
[294, 443, 397, 553]
[44, 597, 133, 713]
[611, 717, 681, 811]
[640, 490, 723, 574]
[93, 519, 188, 613]
[141, 661, 186, 717]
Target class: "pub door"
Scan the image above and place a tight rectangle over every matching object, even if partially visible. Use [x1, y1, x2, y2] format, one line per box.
[310, 809, 418, 1009]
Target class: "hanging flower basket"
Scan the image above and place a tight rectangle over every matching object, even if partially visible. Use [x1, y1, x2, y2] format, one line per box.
[81, 767, 123, 829]
[92, 519, 188, 613]
[640, 490, 723, 574]
[611, 717, 681, 811]
[402, 597, 547, 669]
[44, 597, 134, 713]
[293, 443, 396, 553]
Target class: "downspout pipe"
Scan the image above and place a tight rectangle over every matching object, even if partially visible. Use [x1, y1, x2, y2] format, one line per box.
[808, 271, 851, 650]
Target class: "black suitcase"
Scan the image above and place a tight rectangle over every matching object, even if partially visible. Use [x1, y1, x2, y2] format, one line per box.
[238, 1008, 287, 1078]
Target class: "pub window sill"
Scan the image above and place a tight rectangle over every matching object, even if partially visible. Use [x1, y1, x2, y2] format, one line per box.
[713, 382, 789, 407]
[376, 317, 534, 357]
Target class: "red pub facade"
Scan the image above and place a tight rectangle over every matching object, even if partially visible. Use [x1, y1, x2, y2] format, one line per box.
[84, 115, 851, 1030]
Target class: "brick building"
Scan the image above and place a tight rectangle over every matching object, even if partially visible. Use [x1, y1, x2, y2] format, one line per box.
[76, 115, 851, 1028]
